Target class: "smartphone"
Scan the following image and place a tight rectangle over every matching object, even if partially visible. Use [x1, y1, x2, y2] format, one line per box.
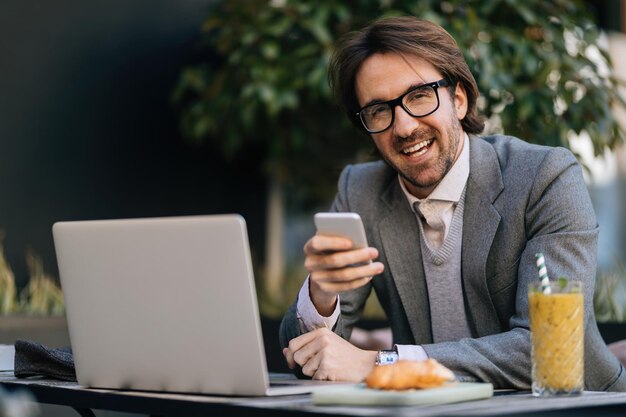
[313, 212, 369, 249]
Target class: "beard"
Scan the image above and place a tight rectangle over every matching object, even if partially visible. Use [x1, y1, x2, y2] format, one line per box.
[401, 122, 461, 190]
[384, 109, 463, 193]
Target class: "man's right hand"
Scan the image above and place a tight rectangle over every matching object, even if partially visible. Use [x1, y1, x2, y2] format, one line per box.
[303, 234, 384, 316]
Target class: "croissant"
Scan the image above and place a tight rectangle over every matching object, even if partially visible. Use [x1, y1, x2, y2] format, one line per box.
[365, 359, 456, 390]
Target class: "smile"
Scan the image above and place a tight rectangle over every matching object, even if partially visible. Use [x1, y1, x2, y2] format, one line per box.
[401, 139, 433, 156]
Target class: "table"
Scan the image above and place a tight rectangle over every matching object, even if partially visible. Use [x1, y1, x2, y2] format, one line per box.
[3, 373, 626, 417]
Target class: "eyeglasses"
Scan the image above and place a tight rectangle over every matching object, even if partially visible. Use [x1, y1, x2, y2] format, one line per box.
[355, 78, 452, 133]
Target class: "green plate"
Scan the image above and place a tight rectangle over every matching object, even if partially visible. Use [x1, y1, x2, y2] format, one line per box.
[312, 382, 494, 406]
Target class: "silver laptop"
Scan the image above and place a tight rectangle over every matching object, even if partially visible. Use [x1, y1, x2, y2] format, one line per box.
[53, 215, 347, 396]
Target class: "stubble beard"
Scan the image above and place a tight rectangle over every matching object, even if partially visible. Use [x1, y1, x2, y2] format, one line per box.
[393, 115, 462, 192]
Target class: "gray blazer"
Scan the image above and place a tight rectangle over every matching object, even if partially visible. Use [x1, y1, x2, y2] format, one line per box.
[280, 134, 626, 391]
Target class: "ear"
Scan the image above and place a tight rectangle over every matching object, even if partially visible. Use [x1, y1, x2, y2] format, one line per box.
[453, 82, 468, 120]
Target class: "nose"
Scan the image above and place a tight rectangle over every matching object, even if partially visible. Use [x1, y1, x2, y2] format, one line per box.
[392, 105, 420, 138]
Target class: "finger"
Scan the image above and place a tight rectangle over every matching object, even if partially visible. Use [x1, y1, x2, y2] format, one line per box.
[312, 366, 335, 381]
[292, 343, 318, 370]
[314, 275, 376, 295]
[283, 348, 295, 369]
[310, 263, 383, 294]
[291, 328, 334, 374]
[301, 350, 322, 378]
[307, 332, 342, 381]
[291, 330, 332, 371]
[304, 235, 353, 255]
[310, 261, 384, 284]
[286, 328, 327, 354]
[305, 247, 379, 271]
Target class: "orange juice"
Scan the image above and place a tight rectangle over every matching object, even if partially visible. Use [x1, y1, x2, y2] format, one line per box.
[528, 281, 584, 396]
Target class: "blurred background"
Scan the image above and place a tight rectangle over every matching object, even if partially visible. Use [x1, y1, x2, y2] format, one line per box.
[1, 0, 626, 369]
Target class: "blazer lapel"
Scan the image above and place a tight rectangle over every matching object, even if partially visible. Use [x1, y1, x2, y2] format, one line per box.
[378, 179, 433, 344]
[462, 137, 504, 336]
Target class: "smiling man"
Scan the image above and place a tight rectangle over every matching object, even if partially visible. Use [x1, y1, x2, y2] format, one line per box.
[279, 16, 626, 391]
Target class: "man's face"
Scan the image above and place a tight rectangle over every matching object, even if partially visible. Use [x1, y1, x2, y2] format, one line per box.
[355, 53, 468, 199]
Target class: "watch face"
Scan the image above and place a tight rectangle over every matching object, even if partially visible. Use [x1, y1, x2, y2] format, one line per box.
[376, 350, 399, 365]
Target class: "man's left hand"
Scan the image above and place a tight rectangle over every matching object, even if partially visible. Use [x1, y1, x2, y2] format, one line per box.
[282, 327, 378, 382]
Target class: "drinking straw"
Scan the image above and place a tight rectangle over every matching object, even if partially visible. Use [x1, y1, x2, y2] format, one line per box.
[535, 252, 551, 294]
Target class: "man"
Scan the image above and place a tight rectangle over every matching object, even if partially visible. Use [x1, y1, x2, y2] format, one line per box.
[279, 16, 626, 390]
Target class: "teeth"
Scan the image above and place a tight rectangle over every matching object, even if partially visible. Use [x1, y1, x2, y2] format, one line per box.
[402, 139, 433, 155]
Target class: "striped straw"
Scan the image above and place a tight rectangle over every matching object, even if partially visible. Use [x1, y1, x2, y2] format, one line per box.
[535, 253, 551, 294]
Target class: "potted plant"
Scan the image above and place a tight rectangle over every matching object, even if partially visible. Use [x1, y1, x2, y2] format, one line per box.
[172, 0, 626, 321]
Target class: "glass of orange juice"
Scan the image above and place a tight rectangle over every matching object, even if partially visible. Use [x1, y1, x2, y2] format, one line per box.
[528, 280, 584, 396]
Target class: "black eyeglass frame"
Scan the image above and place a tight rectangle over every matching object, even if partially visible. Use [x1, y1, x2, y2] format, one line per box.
[355, 78, 452, 134]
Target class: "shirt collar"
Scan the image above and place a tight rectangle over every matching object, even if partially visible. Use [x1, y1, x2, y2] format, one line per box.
[398, 132, 470, 204]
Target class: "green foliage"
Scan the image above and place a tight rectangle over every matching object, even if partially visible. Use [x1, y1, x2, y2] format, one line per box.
[595, 265, 626, 323]
[172, 0, 626, 204]
[19, 251, 65, 316]
[0, 234, 65, 316]
[450, 0, 626, 156]
[0, 234, 17, 314]
[172, 0, 376, 207]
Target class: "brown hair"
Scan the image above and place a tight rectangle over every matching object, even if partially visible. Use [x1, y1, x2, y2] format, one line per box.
[329, 16, 484, 134]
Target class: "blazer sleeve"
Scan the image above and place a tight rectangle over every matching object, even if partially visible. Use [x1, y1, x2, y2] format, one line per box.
[279, 165, 372, 348]
[423, 147, 600, 389]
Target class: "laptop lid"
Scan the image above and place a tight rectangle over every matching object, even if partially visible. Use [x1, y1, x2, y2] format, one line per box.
[53, 214, 320, 396]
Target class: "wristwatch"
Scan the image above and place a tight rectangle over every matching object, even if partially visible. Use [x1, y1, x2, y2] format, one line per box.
[375, 348, 399, 365]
